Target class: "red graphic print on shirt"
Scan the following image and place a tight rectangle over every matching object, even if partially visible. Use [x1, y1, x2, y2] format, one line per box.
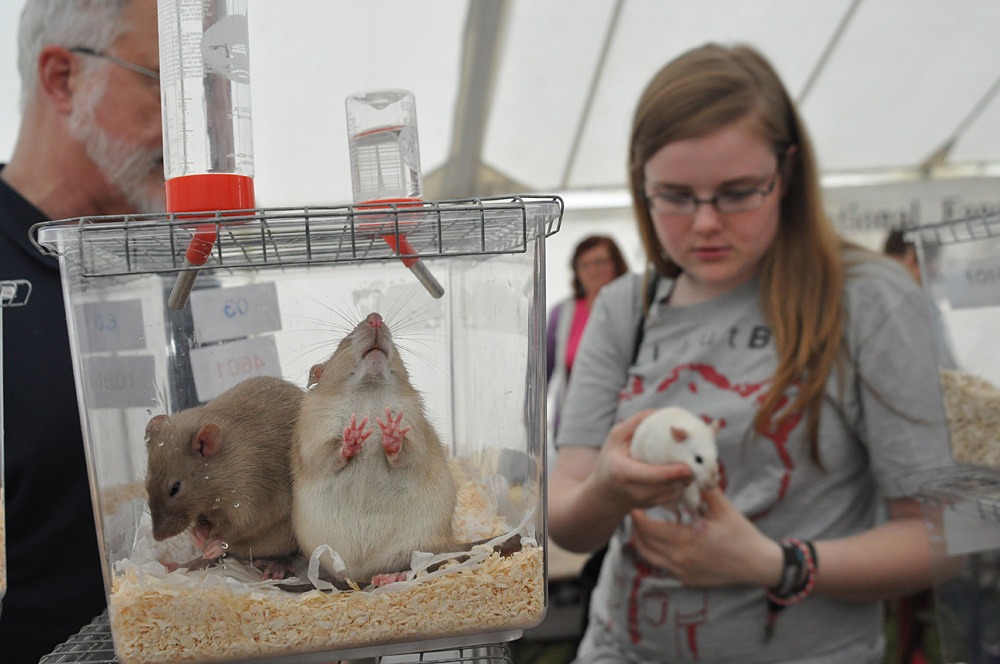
[619, 363, 804, 658]
[619, 375, 645, 401]
[625, 551, 710, 661]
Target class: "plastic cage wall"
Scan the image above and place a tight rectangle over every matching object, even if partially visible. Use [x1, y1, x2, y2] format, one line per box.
[903, 212, 1000, 664]
[33, 195, 561, 664]
[904, 212, 1000, 470]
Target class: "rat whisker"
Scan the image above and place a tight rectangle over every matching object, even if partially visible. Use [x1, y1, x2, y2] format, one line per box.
[389, 300, 442, 332]
[382, 298, 407, 328]
[285, 284, 360, 332]
[393, 342, 450, 382]
[385, 293, 433, 328]
[276, 342, 337, 381]
[282, 314, 354, 342]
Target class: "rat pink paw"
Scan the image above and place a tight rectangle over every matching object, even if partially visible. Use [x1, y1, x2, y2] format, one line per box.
[202, 538, 227, 559]
[254, 557, 295, 580]
[371, 571, 409, 587]
[341, 414, 371, 461]
[190, 523, 212, 550]
[377, 407, 411, 458]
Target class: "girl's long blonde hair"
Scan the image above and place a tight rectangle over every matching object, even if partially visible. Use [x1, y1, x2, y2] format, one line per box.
[629, 44, 847, 465]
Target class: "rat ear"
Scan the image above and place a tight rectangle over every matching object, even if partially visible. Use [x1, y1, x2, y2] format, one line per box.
[670, 426, 688, 443]
[307, 363, 325, 388]
[709, 419, 721, 435]
[193, 423, 223, 458]
[145, 415, 169, 444]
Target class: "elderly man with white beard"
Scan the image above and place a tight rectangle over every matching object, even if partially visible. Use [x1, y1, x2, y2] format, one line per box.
[0, 1, 163, 661]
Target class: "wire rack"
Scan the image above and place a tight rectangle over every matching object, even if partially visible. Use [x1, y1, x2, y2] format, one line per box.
[38, 612, 116, 664]
[902, 210, 1000, 247]
[30, 195, 563, 279]
[903, 465, 1000, 525]
[38, 611, 515, 664]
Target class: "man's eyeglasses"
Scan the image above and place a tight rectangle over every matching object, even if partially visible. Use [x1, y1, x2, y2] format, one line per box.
[645, 167, 780, 216]
[68, 47, 160, 82]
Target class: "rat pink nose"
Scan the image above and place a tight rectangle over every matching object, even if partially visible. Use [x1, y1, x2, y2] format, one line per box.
[366, 312, 383, 328]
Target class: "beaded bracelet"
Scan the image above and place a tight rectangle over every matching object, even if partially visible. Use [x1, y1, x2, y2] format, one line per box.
[764, 538, 818, 640]
[768, 539, 817, 605]
[770, 540, 803, 597]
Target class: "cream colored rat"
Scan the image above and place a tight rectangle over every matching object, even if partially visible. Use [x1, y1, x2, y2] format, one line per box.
[629, 406, 720, 514]
[291, 312, 459, 587]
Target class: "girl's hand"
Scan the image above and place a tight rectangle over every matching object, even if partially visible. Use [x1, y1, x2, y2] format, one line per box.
[590, 410, 695, 514]
[548, 410, 696, 553]
[629, 487, 783, 589]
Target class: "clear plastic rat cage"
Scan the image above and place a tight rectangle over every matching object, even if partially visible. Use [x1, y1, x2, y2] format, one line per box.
[31, 1, 558, 662]
[901, 211, 1000, 664]
[33, 179, 559, 664]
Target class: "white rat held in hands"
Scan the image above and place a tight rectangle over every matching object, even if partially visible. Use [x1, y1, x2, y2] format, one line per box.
[629, 407, 720, 516]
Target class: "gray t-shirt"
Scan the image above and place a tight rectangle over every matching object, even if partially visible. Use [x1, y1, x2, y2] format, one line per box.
[556, 253, 952, 664]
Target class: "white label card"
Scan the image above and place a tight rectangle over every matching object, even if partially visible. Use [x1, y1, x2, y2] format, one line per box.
[190, 336, 282, 402]
[75, 300, 146, 353]
[943, 256, 1000, 310]
[83, 355, 157, 409]
[190, 283, 281, 344]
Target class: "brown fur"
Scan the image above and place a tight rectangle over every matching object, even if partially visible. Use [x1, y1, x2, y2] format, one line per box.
[144, 375, 303, 560]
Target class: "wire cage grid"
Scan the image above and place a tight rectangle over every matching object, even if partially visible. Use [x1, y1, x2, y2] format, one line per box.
[39, 611, 514, 664]
[30, 195, 563, 280]
[902, 209, 1000, 248]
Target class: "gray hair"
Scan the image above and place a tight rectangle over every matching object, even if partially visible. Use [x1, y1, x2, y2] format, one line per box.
[17, 0, 134, 111]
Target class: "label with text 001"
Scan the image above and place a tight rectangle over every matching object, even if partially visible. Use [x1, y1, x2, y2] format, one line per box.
[83, 355, 156, 409]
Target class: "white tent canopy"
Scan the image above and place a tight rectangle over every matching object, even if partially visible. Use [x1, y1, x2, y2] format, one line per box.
[2, 0, 1000, 209]
[2, 0, 999, 326]
[243, 0, 1000, 207]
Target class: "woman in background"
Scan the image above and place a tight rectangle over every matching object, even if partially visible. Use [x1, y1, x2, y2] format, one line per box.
[546, 235, 628, 439]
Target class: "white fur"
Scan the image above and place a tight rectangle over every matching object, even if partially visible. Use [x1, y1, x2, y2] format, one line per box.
[629, 407, 719, 511]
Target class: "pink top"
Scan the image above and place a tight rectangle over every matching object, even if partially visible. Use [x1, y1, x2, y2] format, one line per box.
[565, 298, 590, 374]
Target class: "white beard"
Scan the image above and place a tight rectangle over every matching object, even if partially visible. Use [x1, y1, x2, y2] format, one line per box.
[68, 71, 165, 214]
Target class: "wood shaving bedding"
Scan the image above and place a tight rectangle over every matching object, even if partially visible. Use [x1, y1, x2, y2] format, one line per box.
[110, 547, 543, 663]
[940, 369, 1000, 467]
[105, 457, 545, 664]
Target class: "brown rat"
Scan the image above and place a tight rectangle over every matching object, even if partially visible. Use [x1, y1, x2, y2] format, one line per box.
[144, 375, 304, 579]
[292, 312, 459, 586]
